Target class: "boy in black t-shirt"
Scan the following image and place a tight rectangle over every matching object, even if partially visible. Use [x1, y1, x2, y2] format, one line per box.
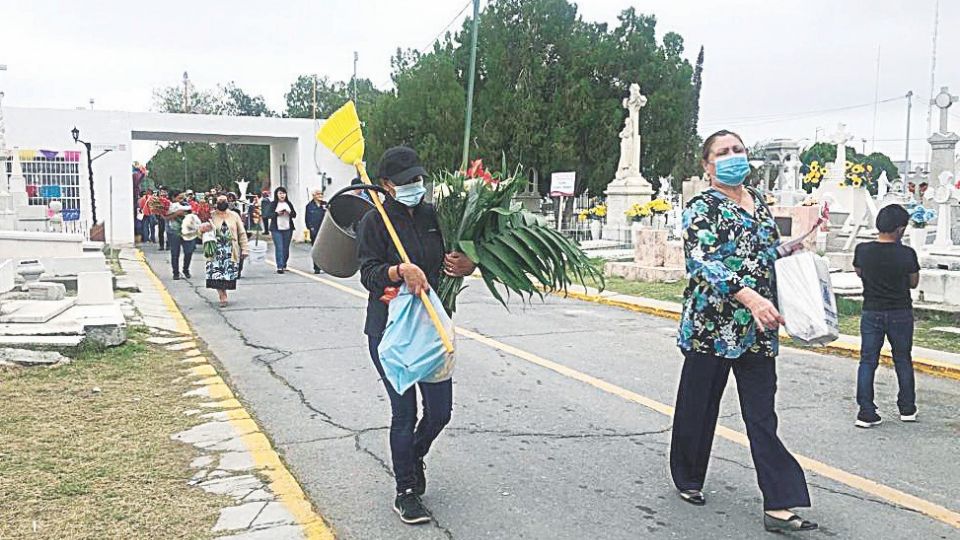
[852, 204, 920, 428]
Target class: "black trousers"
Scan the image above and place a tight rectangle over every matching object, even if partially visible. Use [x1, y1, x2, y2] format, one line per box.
[309, 225, 321, 271]
[158, 219, 167, 250]
[368, 334, 452, 493]
[670, 350, 810, 510]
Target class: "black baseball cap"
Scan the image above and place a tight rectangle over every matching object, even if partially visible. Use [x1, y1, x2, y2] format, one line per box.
[377, 146, 427, 186]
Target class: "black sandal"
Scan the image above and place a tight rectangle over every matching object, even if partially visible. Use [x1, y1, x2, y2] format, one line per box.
[763, 513, 818, 532]
[679, 490, 705, 506]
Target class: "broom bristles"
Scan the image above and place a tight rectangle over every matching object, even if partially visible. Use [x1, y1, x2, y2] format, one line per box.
[316, 101, 365, 165]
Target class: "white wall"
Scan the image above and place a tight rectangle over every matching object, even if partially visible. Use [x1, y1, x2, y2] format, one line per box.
[3, 107, 355, 245]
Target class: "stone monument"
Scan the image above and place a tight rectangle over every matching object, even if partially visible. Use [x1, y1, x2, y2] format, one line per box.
[815, 123, 855, 214]
[605, 83, 654, 238]
[925, 171, 960, 250]
[928, 87, 959, 183]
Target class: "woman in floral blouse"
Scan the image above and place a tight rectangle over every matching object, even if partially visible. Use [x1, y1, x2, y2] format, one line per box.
[670, 130, 817, 533]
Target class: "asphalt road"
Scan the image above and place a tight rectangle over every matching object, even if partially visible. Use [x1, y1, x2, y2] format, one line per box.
[143, 242, 960, 539]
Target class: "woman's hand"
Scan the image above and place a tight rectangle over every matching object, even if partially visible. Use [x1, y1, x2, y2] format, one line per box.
[399, 263, 430, 295]
[444, 252, 476, 277]
[735, 287, 785, 332]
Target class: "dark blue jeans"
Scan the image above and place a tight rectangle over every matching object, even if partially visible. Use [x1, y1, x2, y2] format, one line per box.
[141, 215, 156, 242]
[271, 229, 293, 269]
[168, 234, 195, 277]
[857, 309, 916, 414]
[368, 334, 453, 493]
[670, 350, 810, 510]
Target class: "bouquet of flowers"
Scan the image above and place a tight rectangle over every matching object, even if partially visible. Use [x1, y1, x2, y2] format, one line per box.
[625, 202, 652, 222]
[647, 198, 672, 214]
[200, 222, 217, 259]
[148, 194, 170, 215]
[907, 204, 936, 228]
[434, 159, 603, 313]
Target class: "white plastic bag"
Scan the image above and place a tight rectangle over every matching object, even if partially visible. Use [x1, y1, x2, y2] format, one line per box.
[775, 251, 839, 345]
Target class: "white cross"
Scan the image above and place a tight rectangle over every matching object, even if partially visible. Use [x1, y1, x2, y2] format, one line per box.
[932, 86, 959, 133]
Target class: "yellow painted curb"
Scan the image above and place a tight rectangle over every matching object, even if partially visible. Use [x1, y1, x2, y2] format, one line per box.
[549, 288, 960, 381]
[137, 249, 336, 540]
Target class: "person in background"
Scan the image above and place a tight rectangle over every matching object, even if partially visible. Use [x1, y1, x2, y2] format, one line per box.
[305, 188, 328, 274]
[260, 190, 273, 235]
[852, 204, 920, 428]
[157, 187, 170, 251]
[164, 190, 198, 280]
[352, 177, 373, 202]
[138, 188, 156, 243]
[356, 146, 476, 525]
[671, 130, 816, 533]
[206, 193, 249, 307]
[265, 187, 296, 274]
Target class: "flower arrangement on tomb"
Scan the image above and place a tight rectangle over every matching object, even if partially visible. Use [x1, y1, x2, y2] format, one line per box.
[799, 142, 899, 196]
[432, 159, 603, 313]
[907, 204, 937, 229]
[647, 198, 673, 214]
[625, 202, 652, 222]
[800, 160, 826, 188]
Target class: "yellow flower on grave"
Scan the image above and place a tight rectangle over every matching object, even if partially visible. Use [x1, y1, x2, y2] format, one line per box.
[810, 176, 821, 185]
[845, 161, 854, 171]
[578, 210, 588, 222]
[852, 164, 865, 174]
[811, 160, 820, 168]
[866, 164, 874, 172]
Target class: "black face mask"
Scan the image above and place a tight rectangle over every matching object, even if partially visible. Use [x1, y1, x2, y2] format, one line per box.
[216, 202, 229, 211]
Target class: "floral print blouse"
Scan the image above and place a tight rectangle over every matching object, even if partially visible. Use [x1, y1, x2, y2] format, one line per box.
[678, 187, 782, 359]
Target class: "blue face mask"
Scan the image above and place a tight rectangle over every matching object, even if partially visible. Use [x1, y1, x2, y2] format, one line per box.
[394, 180, 426, 207]
[713, 154, 751, 186]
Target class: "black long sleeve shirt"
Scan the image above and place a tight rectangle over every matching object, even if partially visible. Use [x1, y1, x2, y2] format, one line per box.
[356, 198, 445, 337]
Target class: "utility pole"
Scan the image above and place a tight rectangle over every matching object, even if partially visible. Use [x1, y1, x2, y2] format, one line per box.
[312, 74, 318, 120]
[461, 0, 481, 169]
[925, 0, 939, 163]
[352, 52, 359, 106]
[182, 71, 190, 113]
[904, 90, 914, 171]
[870, 44, 880, 152]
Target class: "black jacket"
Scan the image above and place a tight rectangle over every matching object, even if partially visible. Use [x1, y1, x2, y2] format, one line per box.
[357, 198, 445, 337]
[264, 200, 297, 231]
[305, 200, 327, 230]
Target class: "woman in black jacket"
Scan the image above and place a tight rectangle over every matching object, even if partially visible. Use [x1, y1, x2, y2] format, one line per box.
[356, 146, 474, 525]
[264, 186, 296, 274]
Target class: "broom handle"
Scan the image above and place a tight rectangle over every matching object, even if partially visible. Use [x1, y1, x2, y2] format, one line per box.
[355, 162, 455, 354]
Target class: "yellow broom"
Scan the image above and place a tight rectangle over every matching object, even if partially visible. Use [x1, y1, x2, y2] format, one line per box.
[317, 101, 454, 354]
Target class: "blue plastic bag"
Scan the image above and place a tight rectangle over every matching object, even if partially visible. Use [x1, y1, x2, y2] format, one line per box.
[377, 285, 456, 395]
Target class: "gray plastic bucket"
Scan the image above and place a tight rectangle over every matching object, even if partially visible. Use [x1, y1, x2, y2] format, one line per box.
[311, 192, 376, 277]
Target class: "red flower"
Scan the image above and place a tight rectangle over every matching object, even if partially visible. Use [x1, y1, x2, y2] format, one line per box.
[466, 159, 484, 179]
[482, 171, 496, 186]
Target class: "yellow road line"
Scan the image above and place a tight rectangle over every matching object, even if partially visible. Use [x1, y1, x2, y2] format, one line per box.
[139, 252, 335, 540]
[286, 263, 960, 530]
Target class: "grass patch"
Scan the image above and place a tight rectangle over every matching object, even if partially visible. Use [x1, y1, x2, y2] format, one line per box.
[593, 266, 960, 355]
[0, 329, 229, 539]
[103, 247, 124, 276]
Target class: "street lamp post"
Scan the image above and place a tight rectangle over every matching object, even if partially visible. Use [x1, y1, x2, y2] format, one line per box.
[71, 126, 113, 226]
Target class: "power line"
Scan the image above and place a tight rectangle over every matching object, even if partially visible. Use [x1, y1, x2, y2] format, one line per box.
[420, 0, 474, 53]
[702, 95, 907, 127]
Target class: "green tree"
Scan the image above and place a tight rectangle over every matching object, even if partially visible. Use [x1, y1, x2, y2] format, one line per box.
[364, 0, 700, 197]
[147, 81, 275, 192]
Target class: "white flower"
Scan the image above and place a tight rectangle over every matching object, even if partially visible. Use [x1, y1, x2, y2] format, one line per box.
[434, 183, 452, 200]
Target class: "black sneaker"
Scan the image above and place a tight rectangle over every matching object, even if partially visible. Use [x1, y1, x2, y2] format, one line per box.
[414, 459, 426, 496]
[393, 489, 430, 525]
[183, 270, 191, 279]
[172, 274, 181, 280]
[900, 406, 918, 422]
[855, 410, 882, 428]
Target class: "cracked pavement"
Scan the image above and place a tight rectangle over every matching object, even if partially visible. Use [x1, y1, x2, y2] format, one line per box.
[145, 244, 960, 539]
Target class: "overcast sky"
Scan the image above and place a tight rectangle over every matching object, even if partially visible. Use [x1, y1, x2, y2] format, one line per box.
[2, 0, 958, 169]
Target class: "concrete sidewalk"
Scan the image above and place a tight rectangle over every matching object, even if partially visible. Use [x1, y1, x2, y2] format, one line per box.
[550, 283, 960, 380]
[119, 248, 334, 540]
